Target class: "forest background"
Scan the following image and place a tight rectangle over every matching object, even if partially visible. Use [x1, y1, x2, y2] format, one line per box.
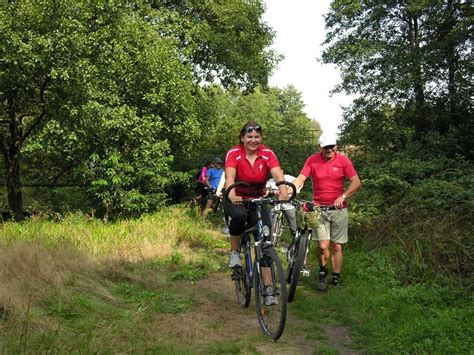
[0, 0, 472, 351]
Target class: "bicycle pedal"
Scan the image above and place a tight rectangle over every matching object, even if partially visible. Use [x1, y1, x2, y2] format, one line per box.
[231, 267, 242, 280]
[301, 269, 311, 277]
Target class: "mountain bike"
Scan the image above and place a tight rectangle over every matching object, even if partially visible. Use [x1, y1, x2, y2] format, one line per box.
[213, 191, 231, 236]
[225, 180, 296, 340]
[286, 200, 322, 302]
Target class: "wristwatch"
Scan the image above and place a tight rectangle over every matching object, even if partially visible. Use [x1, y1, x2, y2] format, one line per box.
[341, 194, 347, 201]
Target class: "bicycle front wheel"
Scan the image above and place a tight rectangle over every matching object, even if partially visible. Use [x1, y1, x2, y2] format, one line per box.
[254, 247, 287, 340]
[287, 233, 308, 302]
[271, 213, 283, 247]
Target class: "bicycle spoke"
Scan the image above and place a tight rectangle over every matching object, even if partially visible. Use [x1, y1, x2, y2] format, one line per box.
[234, 236, 251, 308]
[254, 247, 287, 340]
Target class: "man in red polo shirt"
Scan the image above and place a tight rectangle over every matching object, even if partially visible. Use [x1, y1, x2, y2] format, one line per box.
[293, 133, 361, 290]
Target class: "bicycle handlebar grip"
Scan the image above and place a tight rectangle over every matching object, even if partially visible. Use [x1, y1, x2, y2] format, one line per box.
[224, 181, 250, 203]
[275, 181, 297, 202]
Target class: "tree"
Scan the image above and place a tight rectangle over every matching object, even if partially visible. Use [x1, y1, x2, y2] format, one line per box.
[1, 0, 94, 219]
[1, 0, 200, 219]
[148, 0, 280, 89]
[322, 0, 472, 150]
[1, 0, 279, 218]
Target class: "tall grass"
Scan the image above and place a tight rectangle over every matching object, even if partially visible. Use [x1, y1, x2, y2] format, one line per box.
[0, 205, 227, 352]
[351, 202, 473, 288]
[1, 205, 223, 259]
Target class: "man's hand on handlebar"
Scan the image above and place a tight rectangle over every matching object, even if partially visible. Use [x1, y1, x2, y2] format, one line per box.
[276, 182, 289, 201]
[278, 191, 289, 201]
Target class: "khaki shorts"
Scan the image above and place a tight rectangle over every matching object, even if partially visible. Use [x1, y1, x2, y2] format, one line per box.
[315, 208, 348, 244]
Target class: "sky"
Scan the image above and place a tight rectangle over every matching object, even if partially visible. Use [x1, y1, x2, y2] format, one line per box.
[262, 0, 353, 137]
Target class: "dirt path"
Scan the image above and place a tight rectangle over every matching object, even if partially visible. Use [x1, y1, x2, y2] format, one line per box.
[158, 272, 358, 354]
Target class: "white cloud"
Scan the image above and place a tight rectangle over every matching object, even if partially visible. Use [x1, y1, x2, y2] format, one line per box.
[262, 0, 354, 137]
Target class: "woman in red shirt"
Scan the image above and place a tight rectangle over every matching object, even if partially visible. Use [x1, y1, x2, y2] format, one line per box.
[224, 121, 288, 270]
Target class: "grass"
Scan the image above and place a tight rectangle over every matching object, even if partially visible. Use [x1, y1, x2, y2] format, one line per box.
[0, 205, 472, 353]
[0, 205, 227, 353]
[286, 243, 473, 354]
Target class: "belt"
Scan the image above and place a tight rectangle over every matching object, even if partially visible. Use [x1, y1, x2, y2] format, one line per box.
[318, 205, 337, 211]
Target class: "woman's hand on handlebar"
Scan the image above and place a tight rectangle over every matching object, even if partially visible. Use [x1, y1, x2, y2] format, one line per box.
[230, 194, 243, 204]
[227, 189, 243, 204]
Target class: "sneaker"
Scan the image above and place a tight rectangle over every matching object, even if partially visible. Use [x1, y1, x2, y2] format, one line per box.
[332, 275, 341, 287]
[316, 272, 327, 291]
[264, 286, 278, 306]
[222, 226, 229, 234]
[228, 251, 242, 268]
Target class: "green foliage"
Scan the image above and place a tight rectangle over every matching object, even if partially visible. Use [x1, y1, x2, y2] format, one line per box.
[152, 0, 279, 89]
[324, 0, 471, 105]
[1, 0, 279, 218]
[180, 85, 320, 180]
[348, 142, 473, 284]
[87, 149, 171, 219]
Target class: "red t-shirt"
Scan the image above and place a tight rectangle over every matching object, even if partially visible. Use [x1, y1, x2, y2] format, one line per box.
[225, 144, 280, 198]
[300, 152, 357, 207]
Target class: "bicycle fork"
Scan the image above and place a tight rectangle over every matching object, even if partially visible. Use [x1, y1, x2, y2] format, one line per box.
[301, 236, 312, 277]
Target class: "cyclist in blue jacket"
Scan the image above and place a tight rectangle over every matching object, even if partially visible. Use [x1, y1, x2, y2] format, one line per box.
[203, 157, 224, 217]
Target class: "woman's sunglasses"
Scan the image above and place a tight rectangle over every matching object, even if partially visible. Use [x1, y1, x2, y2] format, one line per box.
[244, 125, 262, 133]
[322, 145, 336, 150]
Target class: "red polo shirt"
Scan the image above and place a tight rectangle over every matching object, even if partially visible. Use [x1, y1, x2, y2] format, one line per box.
[225, 144, 280, 198]
[300, 152, 357, 207]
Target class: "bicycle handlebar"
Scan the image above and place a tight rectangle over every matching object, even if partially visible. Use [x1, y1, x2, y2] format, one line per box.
[224, 180, 296, 205]
[291, 198, 336, 212]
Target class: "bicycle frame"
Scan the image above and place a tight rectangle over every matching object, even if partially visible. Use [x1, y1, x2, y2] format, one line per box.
[239, 204, 271, 283]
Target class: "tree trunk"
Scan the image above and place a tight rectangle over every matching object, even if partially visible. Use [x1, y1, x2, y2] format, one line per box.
[3, 147, 24, 221]
[3, 95, 25, 221]
[412, 15, 426, 120]
[445, 0, 458, 129]
[407, 11, 427, 135]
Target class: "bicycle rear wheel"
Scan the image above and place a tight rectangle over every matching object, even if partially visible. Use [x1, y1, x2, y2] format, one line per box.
[254, 247, 287, 340]
[212, 195, 220, 213]
[234, 239, 251, 308]
[287, 233, 308, 302]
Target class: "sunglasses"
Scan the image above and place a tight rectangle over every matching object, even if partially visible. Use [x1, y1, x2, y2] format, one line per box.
[322, 145, 336, 150]
[244, 125, 262, 133]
